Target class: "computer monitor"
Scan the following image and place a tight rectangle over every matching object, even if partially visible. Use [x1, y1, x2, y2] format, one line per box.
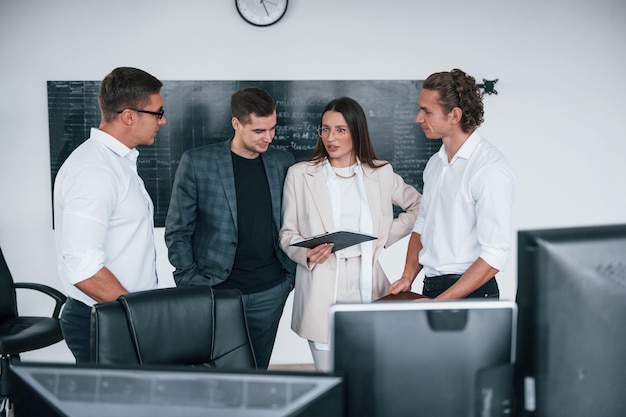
[330, 300, 517, 417]
[516, 224, 626, 417]
[10, 362, 344, 417]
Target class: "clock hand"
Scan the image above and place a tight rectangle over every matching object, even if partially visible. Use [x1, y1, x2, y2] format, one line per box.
[260, 0, 270, 16]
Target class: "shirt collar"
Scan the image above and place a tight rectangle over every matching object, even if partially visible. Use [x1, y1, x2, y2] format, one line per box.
[90, 127, 139, 162]
[323, 157, 363, 179]
[437, 130, 483, 165]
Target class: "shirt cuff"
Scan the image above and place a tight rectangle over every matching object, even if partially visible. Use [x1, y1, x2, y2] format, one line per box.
[64, 248, 105, 284]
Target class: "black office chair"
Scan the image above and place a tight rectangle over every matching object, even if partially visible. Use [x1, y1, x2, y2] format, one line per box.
[91, 286, 257, 370]
[0, 247, 66, 415]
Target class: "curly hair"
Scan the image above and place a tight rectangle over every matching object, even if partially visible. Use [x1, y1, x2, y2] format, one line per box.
[423, 69, 484, 133]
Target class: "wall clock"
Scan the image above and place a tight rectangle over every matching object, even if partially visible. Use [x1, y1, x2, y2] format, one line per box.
[236, 0, 288, 27]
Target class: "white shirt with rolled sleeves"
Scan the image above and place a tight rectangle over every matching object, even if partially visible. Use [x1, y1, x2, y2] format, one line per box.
[54, 128, 158, 306]
[413, 131, 516, 277]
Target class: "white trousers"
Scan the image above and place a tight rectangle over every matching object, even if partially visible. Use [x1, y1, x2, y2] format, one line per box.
[309, 256, 362, 372]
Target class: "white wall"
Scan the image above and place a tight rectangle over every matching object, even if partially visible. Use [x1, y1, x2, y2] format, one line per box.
[1, 0, 625, 365]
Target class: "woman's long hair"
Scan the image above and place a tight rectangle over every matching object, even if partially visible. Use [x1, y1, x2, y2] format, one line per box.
[310, 97, 387, 169]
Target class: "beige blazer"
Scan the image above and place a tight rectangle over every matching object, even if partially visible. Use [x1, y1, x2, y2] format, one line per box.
[279, 160, 421, 343]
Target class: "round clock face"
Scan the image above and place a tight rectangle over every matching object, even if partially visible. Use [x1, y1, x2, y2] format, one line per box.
[236, 0, 288, 27]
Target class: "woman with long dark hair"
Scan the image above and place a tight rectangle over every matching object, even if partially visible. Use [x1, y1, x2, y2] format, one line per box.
[279, 96, 421, 371]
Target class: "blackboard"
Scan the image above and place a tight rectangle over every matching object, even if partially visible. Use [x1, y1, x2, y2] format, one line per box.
[48, 80, 440, 227]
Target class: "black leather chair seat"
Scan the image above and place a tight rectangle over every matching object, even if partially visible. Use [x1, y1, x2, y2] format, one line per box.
[0, 317, 63, 355]
[1, 246, 66, 404]
[91, 286, 257, 370]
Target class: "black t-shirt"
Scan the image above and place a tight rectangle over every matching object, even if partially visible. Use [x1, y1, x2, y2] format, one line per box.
[215, 152, 283, 293]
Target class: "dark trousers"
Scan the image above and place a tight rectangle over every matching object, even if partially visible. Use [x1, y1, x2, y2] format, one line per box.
[240, 279, 291, 369]
[60, 297, 92, 363]
[423, 274, 500, 299]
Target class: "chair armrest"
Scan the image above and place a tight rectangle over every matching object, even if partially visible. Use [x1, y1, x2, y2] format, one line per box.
[14, 282, 67, 319]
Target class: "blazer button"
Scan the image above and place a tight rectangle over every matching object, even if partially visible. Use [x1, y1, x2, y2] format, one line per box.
[231, 242, 236, 247]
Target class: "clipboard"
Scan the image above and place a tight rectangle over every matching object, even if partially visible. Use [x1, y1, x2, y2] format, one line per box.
[290, 231, 377, 253]
[375, 291, 427, 302]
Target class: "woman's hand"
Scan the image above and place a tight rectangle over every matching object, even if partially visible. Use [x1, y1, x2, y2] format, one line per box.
[306, 243, 334, 265]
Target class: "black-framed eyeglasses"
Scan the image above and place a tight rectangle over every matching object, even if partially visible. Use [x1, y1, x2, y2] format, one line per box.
[117, 107, 165, 119]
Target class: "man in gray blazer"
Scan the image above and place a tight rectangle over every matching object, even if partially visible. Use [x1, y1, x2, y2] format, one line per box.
[165, 87, 295, 369]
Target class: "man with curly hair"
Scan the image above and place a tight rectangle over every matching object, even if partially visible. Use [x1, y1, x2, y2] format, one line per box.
[389, 69, 516, 299]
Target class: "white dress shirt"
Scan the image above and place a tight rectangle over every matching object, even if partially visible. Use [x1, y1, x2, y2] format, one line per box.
[413, 131, 516, 277]
[54, 128, 158, 306]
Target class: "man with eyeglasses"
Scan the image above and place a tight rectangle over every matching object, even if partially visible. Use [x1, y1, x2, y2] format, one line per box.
[53, 67, 166, 363]
[165, 87, 295, 369]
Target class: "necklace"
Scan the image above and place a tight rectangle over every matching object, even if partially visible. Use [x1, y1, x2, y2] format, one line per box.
[332, 164, 357, 179]
[333, 171, 356, 179]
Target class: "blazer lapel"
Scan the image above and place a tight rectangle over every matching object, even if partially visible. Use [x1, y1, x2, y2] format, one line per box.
[262, 152, 282, 229]
[362, 165, 382, 238]
[216, 141, 238, 228]
[303, 164, 335, 232]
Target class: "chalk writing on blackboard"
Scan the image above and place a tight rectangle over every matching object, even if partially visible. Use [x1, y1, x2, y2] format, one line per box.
[48, 80, 440, 227]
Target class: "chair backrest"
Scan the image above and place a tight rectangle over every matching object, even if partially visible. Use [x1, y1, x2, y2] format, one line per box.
[0, 247, 18, 321]
[91, 286, 257, 370]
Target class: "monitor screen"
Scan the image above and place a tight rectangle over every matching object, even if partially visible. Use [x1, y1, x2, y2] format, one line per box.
[10, 362, 344, 417]
[330, 300, 517, 417]
[516, 224, 626, 417]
